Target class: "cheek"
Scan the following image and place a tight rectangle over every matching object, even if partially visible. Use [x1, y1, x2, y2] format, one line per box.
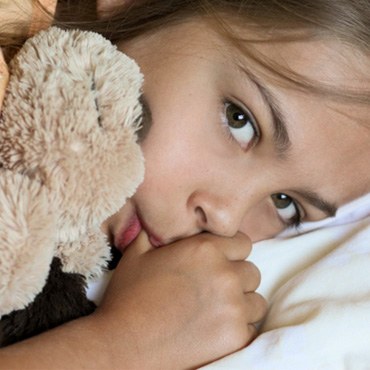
[239, 200, 285, 242]
[136, 135, 198, 196]
[137, 102, 221, 189]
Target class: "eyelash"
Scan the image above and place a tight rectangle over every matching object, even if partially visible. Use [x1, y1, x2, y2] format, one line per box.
[290, 213, 303, 228]
[285, 207, 303, 229]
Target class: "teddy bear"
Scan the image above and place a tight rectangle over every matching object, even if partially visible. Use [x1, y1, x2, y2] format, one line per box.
[0, 26, 145, 346]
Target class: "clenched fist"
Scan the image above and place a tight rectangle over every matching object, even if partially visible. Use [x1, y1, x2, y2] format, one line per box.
[95, 231, 267, 369]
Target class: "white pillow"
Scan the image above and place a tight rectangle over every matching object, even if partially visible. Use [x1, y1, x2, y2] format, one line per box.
[202, 194, 370, 369]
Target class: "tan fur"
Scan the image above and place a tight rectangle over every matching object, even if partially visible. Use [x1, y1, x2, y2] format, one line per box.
[0, 27, 144, 316]
[0, 171, 56, 315]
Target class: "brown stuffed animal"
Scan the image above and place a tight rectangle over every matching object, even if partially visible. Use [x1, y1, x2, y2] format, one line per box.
[0, 26, 144, 346]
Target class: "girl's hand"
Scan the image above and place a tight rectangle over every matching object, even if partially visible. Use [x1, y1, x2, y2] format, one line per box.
[94, 231, 267, 370]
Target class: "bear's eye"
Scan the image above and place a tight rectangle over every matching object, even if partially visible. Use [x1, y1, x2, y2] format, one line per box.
[91, 78, 102, 127]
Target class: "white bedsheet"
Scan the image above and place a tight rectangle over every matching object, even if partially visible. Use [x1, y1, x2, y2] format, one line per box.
[87, 194, 370, 369]
[202, 193, 370, 369]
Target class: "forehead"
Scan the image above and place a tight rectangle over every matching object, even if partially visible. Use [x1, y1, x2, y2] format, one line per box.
[281, 89, 370, 203]
[251, 37, 370, 93]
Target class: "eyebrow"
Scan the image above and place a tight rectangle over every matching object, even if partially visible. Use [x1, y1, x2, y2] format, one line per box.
[238, 66, 338, 218]
[294, 188, 338, 218]
[238, 66, 291, 156]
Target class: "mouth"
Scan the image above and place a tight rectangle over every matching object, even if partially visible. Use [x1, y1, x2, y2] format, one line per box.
[114, 210, 164, 253]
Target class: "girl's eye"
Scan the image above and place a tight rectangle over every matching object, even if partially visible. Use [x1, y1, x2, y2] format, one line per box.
[222, 101, 259, 150]
[271, 193, 302, 227]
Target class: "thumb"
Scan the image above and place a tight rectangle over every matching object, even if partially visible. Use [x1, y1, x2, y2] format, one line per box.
[123, 230, 154, 259]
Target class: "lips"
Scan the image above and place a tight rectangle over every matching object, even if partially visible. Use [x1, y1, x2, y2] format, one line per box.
[114, 213, 142, 253]
[114, 211, 164, 252]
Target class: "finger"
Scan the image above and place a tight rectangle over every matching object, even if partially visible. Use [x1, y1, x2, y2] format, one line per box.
[221, 232, 252, 261]
[245, 324, 258, 346]
[123, 230, 154, 259]
[233, 260, 262, 292]
[244, 292, 268, 323]
[194, 232, 252, 261]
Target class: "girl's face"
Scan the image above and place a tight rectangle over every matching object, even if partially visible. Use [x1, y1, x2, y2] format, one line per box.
[103, 19, 370, 249]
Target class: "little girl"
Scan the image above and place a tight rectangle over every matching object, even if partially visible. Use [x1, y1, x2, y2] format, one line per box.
[0, 0, 369, 369]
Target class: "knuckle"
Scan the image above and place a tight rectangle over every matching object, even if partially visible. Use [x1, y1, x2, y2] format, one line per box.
[227, 301, 245, 322]
[220, 320, 249, 351]
[218, 269, 239, 291]
[215, 295, 244, 324]
[246, 261, 262, 288]
[219, 297, 246, 325]
[194, 236, 221, 260]
[237, 232, 252, 250]
[215, 300, 253, 351]
[246, 324, 258, 345]
[197, 239, 216, 256]
[250, 292, 268, 320]
[256, 293, 269, 317]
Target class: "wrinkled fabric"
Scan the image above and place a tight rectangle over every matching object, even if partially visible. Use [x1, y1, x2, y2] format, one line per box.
[203, 194, 370, 369]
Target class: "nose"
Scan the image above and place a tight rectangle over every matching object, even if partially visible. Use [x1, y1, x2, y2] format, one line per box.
[188, 191, 243, 237]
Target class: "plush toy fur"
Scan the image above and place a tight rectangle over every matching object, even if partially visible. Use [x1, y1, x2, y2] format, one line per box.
[0, 27, 144, 346]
